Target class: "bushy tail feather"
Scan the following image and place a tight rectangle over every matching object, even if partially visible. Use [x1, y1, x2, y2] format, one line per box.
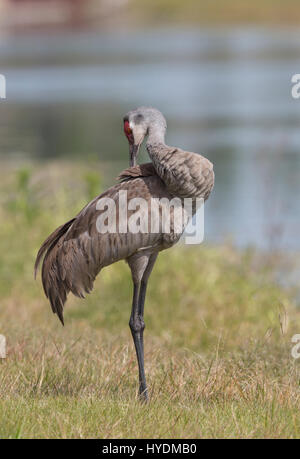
[34, 218, 76, 278]
[34, 218, 76, 325]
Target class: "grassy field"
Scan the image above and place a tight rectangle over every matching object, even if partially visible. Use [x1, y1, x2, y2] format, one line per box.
[0, 160, 299, 438]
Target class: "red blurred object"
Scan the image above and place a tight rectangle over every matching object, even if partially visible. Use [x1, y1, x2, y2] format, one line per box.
[3, 0, 92, 32]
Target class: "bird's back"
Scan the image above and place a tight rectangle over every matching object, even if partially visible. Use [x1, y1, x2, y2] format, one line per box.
[147, 144, 214, 201]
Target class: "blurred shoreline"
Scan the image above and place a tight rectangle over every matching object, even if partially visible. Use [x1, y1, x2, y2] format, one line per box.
[1, 0, 300, 37]
[1, 4, 300, 253]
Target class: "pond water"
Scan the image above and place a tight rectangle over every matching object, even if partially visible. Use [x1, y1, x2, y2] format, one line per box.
[0, 27, 300, 250]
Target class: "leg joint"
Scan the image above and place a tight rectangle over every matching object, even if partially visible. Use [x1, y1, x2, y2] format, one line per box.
[129, 316, 145, 334]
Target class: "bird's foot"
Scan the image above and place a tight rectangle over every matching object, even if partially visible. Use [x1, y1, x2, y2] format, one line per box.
[139, 386, 149, 403]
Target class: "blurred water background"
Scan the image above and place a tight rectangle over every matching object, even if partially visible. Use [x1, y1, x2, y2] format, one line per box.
[0, 1, 300, 251]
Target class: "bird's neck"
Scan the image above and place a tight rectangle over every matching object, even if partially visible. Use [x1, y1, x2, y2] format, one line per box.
[146, 125, 168, 172]
[146, 123, 166, 147]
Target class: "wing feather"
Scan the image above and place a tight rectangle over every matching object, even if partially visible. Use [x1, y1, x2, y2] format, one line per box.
[35, 167, 166, 324]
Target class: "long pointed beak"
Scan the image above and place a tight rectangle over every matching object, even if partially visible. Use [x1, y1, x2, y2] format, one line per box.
[129, 143, 140, 167]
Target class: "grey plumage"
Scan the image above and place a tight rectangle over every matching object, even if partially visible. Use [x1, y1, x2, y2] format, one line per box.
[35, 107, 214, 400]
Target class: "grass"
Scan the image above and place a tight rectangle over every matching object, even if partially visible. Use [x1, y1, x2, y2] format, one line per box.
[0, 160, 299, 438]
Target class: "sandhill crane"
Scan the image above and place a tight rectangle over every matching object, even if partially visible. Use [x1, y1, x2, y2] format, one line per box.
[35, 107, 214, 401]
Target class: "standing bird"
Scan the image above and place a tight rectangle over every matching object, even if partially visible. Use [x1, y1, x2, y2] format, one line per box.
[35, 107, 214, 401]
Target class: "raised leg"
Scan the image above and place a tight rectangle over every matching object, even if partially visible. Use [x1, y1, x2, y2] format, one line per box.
[128, 253, 158, 401]
[138, 253, 158, 356]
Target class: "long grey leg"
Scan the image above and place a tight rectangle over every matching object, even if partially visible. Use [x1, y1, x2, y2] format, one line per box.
[129, 281, 148, 400]
[128, 253, 158, 401]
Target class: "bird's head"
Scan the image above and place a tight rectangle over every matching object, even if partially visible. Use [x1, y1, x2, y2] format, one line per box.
[123, 106, 167, 166]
